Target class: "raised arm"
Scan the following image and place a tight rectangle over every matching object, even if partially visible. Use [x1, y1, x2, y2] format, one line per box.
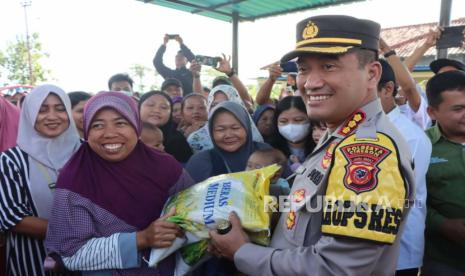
[404, 28, 441, 72]
[190, 60, 202, 94]
[256, 63, 282, 105]
[153, 35, 174, 78]
[175, 35, 195, 62]
[380, 38, 421, 112]
[216, 54, 253, 110]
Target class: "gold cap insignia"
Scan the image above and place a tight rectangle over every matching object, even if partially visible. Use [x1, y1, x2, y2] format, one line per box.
[302, 21, 319, 39]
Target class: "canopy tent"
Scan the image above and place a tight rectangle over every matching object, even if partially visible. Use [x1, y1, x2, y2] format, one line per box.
[138, 0, 454, 72]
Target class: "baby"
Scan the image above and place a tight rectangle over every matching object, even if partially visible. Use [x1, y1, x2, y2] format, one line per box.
[246, 148, 290, 196]
[140, 122, 165, 152]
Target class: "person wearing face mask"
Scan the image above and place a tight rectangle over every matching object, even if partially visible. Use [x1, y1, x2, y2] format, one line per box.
[269, 96, 315, 175]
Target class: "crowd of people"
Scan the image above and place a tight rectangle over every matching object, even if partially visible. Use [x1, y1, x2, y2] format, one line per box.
[0, 14, 464, 276]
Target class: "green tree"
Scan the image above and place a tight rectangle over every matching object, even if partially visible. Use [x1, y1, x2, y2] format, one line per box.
[0, 32, 51, 85]
[129, 63, 159, 93]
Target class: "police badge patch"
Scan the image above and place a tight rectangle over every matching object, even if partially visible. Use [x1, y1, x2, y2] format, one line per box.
[339, 143, 391, 194]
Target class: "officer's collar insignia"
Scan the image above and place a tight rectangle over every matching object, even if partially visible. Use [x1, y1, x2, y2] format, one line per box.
[292, 189, 306, 203]
[338, 110, 366, 136]
[302, 21, 319, 39]
[321, 141, 338, 170]
[286, 211, 297, 230]
[340, 142, 391, 194]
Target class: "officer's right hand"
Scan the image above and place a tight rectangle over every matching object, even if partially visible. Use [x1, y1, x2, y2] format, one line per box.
[163, 34, 170, 45]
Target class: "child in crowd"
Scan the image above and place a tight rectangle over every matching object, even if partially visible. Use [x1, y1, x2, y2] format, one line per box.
[246, 148, 291, 233]
[311, 120, 328, 144]
[246, 148, 290, 196]
[140, 122, 165, 152]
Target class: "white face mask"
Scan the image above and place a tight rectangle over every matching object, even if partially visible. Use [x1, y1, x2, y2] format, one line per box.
[278, 123, 310, 143]
[121, 90, 133, 97]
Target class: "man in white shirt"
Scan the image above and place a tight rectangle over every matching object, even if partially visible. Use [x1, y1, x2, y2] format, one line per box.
[380, 38, 432, 129]
[378, 59, 432, 276]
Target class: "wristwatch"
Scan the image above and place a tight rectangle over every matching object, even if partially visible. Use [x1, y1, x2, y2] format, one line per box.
[383, 50, 396, 58]
[226, 69, 236, 78]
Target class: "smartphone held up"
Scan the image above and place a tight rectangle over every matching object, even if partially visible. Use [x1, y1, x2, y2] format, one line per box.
[195, 55, 221, 67]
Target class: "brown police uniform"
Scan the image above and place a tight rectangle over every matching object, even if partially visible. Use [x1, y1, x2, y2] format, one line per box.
[233, 15, 415, 276]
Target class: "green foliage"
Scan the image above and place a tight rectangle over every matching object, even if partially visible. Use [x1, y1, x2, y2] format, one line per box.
[0, 32, 51, 85]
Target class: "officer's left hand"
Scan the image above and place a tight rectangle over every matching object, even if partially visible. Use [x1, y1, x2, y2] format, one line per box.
[209, 212, 250, 260]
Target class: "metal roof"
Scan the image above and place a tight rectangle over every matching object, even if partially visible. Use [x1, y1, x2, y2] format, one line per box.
[137, 0, 364, 22]
[382, 17, 465, 58]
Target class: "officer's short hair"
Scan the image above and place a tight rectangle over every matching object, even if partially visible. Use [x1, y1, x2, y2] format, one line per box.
[426, 70, 465, 108]
[349, 48, 378, 69]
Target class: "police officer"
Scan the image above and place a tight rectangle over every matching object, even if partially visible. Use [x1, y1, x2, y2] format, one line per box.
[209, 15, 415, 276]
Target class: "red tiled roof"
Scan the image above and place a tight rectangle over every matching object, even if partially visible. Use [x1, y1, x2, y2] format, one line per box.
[381, 18, 465, 57]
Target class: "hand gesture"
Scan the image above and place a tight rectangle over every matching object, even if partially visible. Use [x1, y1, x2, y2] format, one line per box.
[379, 37, 391, 54]
[163, 34, 170, 45]
[215, 53, 233, 75]
[183, 121, 206, 137]
[208, 212, 249, 260]
[269, 63, 283, 81]
[175, 35, 183, 45]
[136, 207, 183, 250]
[190, 60, 202, 78]
[424, 27, 442, 48]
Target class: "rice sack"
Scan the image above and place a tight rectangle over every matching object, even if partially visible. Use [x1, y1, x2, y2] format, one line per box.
[148, 164, 280, 273]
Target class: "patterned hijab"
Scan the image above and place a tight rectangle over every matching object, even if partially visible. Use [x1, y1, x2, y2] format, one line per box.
[56, 91, 182, 229]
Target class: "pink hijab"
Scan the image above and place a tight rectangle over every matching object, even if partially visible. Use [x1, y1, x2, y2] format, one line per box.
[0, 97, 20, 151]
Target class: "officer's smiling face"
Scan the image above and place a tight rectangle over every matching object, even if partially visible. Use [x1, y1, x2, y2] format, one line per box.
[297, 51, 380, 130]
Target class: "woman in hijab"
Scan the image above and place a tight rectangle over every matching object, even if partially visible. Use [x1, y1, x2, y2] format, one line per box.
[186, 101, 269, 275]
[252, 104, 275, 144]
[139, 91, 192, 164]
[0, 96, 20, 151]
[0, 84, 81, 275]
[186, 101, 270, 183]
[45, 92, 194, 275]
[187, 85, 263, 153]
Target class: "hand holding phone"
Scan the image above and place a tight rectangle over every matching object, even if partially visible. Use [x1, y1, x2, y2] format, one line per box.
[195, 55, 221, 67]
[437, 25, 465, 49]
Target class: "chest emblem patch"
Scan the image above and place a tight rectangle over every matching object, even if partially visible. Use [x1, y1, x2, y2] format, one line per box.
[340, 143, 391, 194]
